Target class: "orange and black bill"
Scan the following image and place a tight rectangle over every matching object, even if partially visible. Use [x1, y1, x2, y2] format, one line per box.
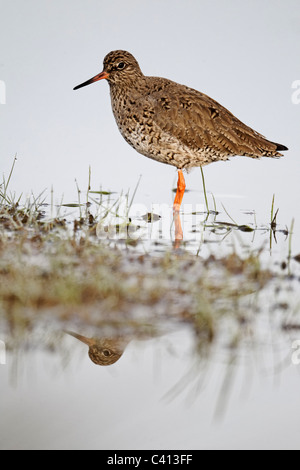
[73, 71, 109, 90]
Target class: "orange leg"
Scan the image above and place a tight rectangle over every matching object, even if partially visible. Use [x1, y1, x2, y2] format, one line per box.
[173, 170, 186, 242]
[173, 170, 186, 212]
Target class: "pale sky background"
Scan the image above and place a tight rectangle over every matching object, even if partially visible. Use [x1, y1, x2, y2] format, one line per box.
[0, 0, 299, 227]
[1, 0, 300, 450]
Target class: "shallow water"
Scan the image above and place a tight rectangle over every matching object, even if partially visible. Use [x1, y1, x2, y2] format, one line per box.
[0, 190, 300, 450]
[1, 323, 300, 450]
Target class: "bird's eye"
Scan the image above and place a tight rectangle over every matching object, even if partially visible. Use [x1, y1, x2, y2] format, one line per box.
[102, 349, 111, 357]
[117, 62, 125, 70]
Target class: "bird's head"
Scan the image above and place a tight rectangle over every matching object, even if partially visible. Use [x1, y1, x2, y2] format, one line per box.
[73, 50, 143, 90]
[65, 330, 126, 366]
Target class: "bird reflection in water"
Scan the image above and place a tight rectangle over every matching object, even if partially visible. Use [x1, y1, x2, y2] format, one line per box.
[65, 331, 128, 366]
[173, 210, 184, 250]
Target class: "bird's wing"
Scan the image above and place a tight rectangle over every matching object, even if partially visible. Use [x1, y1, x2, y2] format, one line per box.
[144, 78, 279, 157]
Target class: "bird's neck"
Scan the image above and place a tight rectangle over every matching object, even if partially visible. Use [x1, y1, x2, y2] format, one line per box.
[109, 75, 147, 102]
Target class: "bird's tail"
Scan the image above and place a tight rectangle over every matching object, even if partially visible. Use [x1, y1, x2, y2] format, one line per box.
[273, 142, 288, 152]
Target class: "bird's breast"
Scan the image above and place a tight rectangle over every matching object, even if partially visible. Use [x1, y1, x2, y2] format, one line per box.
[110, 91, 157, 154]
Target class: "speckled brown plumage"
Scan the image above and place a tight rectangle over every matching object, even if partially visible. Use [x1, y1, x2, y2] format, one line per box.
[74, 50, 287, 171]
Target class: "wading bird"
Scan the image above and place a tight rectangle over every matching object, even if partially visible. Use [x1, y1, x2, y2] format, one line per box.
[74, 51, 287, 239]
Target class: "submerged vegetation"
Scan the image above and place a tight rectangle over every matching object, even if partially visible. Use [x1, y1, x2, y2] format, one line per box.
[0, 158, 299, 370]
